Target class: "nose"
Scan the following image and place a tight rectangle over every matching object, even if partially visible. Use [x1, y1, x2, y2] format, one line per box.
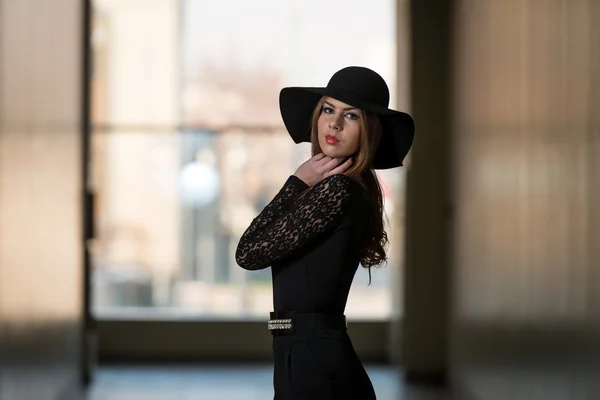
[328, 115, 341, 131]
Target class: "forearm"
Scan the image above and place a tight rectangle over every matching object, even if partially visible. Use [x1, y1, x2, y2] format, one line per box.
[235, 174, 351, 270]
[242, 175, 308, 236]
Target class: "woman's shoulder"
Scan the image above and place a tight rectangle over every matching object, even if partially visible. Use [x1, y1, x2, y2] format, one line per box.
[315, 174, 369, 203]
[316, 173, 363, 191]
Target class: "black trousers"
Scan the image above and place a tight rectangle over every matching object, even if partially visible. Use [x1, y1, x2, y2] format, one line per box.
[272, 328, 376, 399]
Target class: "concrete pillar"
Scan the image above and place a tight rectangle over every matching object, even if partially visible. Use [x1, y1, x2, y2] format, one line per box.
[401, 0, 453, 384]
[0, 0, 86, 398]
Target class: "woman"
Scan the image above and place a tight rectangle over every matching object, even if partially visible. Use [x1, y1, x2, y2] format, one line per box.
[235, 66, 415, 399]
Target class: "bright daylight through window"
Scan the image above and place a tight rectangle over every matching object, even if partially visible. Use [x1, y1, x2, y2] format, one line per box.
[90, 0, 407, 320]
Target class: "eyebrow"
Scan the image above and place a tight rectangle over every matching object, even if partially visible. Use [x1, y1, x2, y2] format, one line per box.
[323, 100, 359, 112]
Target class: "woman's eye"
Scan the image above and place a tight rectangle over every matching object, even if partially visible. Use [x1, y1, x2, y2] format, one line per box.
[346, 112, 359, 120]
[323, 106, 334, 114]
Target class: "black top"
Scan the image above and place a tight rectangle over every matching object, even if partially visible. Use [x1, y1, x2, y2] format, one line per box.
[235, 174, 369, 315]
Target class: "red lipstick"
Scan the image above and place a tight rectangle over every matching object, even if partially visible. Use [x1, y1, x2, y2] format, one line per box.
[325, 135, 339, 145]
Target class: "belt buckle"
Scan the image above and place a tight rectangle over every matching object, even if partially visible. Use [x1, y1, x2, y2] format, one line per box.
[268, 311, 295, 335]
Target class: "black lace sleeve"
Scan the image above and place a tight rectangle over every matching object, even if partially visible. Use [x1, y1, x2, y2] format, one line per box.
[235, 174, 353, 270]
[242, 175, 309, 238]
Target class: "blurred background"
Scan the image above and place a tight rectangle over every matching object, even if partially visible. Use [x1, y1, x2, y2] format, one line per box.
[89, 0, 404, 321]
[0, 0, 598, 399]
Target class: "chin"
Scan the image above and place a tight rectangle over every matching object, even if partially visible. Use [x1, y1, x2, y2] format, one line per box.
[320, 147, 342, 158]
[321, 148, 334, 157]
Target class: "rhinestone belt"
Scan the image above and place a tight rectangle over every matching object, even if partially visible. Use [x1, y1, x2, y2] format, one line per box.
[267, 318, 293, 330]
[267, 311, 348, 335]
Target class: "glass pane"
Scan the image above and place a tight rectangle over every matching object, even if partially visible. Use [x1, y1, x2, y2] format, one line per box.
[90, 0, 405, 320]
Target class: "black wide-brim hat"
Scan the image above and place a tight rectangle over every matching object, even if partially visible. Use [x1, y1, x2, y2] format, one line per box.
[279, 66, 415, 169]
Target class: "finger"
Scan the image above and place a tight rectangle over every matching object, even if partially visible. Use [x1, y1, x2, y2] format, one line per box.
[314, 154, 333, 166]
[327, 158, 353, 176]
[322, 157, 342, 170]
[312, 153, 326, 162]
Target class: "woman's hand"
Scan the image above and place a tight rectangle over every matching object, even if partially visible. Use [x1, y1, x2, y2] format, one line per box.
[293, 153, 353, 187]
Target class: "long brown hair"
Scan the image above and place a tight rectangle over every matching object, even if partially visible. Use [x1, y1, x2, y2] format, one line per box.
[308, 97, 388, 283]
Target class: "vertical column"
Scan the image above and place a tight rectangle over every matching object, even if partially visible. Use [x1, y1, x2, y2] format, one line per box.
[401, 0, 453, 383]
[0, 0, 85, 398]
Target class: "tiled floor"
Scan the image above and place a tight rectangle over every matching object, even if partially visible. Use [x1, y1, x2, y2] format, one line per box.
[86, 364, 450, 400]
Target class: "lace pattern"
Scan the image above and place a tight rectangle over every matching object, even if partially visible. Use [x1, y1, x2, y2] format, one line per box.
[242, 175, 308, 238]
[235, 174, 353, 270]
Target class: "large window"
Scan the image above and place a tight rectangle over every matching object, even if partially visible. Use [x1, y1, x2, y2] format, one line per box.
[90, 0, 406, 320]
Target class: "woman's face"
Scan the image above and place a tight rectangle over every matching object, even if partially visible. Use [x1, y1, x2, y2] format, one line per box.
[317, 97, 362, 159]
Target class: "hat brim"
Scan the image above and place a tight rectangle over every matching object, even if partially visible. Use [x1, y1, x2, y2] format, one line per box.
[279, 86, 415, 170]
